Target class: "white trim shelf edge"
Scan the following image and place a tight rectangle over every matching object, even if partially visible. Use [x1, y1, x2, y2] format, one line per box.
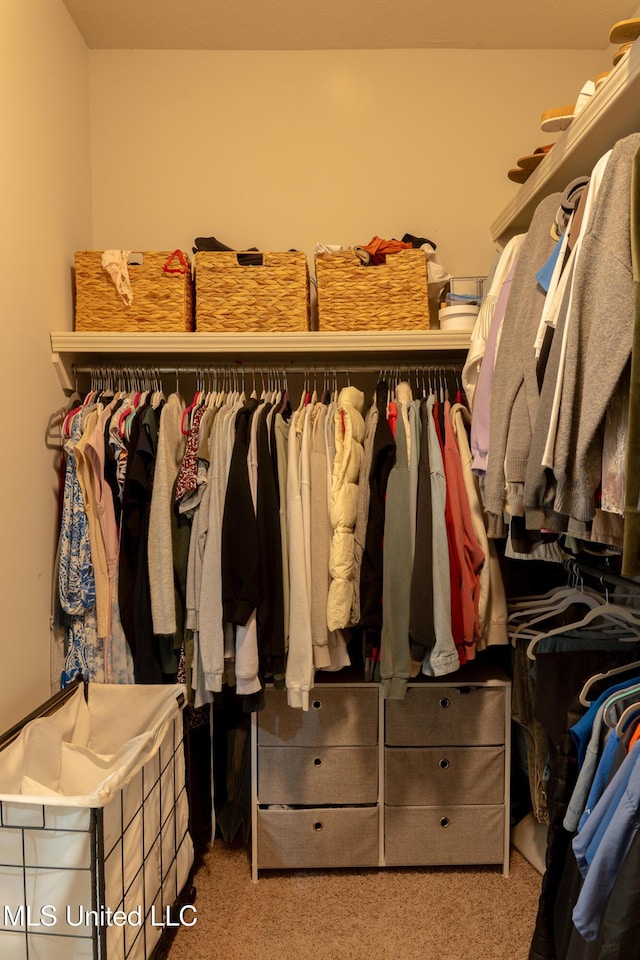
[50, 330, 471, 391]
[491, 39, 640, 245]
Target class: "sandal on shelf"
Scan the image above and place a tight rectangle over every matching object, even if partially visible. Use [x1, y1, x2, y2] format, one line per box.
[612, 41, 633, 66]
[508, 144, 554, 184]
[609, 18, 640, 44]
[507, 166, 530, 184]
[540, 80, 594, 132]
[516, 144, 554, 170]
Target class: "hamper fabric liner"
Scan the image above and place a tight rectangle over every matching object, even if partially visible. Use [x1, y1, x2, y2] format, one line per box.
[0, 685, 194, 960]
[315, 248, 430, 330]
[0, 685, 185, 807]
[195, 250, 310, 332]
[74, 250, 194, 333]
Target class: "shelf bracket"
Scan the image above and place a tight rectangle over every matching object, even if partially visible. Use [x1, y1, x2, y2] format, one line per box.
[51, 351, 75, 394]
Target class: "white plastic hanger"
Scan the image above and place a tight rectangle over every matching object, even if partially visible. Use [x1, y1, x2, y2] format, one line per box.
[511, 591, 603, 646]
[615, 700, 640, 736]
[526, 602, 640, 661]
[508, 583, 602, 616]
[601, 684, 640, 728]
[579, 659, 640, 706]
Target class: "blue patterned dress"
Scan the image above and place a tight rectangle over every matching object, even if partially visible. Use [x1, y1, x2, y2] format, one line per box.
[59, 412, 100, 685]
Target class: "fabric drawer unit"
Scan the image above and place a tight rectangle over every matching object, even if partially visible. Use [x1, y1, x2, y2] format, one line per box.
[385, 746, 504, 806]
[384, 804, 505, 866]
[251, 673, 511, 879]
[257, 806, 379, 869]
[257, 686, 378, 747]
[385, 686, 505, 746]
[258, 745, 378, 805]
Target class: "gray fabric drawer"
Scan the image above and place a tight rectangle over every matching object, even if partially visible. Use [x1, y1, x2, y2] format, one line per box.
[259, 746, 378, 804]
[258, 686, 378, 747]
[257, 806, 379, 868]
[385, 746, 504, 805]
[384, 804, 504, 865]
[385, 686, 505, 746]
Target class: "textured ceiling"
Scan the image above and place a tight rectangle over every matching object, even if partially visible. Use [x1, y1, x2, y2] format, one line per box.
[62, 0, 635, 50]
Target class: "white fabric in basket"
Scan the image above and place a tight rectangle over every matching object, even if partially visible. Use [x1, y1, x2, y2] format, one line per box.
[0, 685, 185, 807]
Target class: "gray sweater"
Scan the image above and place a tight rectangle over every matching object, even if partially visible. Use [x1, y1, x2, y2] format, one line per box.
[553, 133, 640, 522]
[484, 192, 561, 536]
[622, 144, 640, 576]
[380, 402, 412, 699]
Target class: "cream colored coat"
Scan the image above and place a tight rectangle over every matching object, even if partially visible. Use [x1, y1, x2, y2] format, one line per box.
[327, 386, 365, 632]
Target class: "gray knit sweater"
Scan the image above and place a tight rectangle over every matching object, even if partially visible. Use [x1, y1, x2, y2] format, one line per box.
[484, 192, 561, 536]
[553, 133, 640, 522]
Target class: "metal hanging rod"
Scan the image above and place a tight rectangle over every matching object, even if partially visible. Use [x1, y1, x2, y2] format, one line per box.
[563, 557, 640, 590]
[72, 363, 463, 376]
[564, 557, 640, 592]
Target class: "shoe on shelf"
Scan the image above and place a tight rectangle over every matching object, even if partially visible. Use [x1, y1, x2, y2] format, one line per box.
[540, 80, 595, 132]
[516, 143, 554, 170]
[612, 41, 633, 66]
[507, 166, 530, 184]
[508, 144, 554, 184]
[609, 18, 640, 44]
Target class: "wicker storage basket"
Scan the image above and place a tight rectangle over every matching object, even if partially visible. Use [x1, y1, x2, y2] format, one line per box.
[195, 251, 309, 332]
[315, 248, 430, 330]
[74, 250, 194, 332]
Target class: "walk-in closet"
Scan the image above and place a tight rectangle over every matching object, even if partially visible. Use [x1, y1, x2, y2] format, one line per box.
[3, 2, 640, 958]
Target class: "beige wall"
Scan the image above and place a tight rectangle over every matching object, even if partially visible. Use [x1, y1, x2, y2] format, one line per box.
[0, 0, 92, 730]
[88, 48, 606, 277]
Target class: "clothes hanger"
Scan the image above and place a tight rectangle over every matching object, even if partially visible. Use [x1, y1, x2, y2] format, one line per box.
[527, 603, 640, 661]
[180, 372, 203, 435]
[615, 700, 640, 737]
[509, 581, 581, 607]
[508, 584, 604, 625]
[508, 562, 599, 627]
[578, 660, 640, 707]
[514, 591, 604, 647]
[600, 681, 640, 728]
[296, 369, 307, 413]
[151, 368, 165, 409]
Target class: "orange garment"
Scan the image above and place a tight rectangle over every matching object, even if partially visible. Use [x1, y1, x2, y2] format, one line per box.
[433, 402, 465, 665]
[362, 235, 412, 265]
[387, 400, 398, 438]
[627, 719, 640, 751]
[443, 401, 486, 660]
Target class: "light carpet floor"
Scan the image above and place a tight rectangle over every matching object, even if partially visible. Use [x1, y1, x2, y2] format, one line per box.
[167, 842, 541, 960]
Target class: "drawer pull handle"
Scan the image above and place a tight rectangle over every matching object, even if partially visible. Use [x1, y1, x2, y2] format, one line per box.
[312, 699, 322, 710]
[313, 821, 324, 832]
[440, 817, 450, 828]
[439, 758, 450, 770]
[439, 697, 451, 709]
[313, 757, 322, 767]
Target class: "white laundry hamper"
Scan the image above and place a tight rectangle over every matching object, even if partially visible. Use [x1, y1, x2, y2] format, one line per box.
[0, 682, 195, 960]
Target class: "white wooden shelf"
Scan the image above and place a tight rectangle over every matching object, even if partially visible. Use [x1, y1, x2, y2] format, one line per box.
[50, 330, 471, 391]
[492, 39, 640, 245]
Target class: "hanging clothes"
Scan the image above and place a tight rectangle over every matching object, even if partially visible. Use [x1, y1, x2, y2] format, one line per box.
[380, 386, 412, 699]
[56, 365, 510, 701]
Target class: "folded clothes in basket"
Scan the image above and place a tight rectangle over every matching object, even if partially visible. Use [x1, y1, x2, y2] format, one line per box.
[193, 235, 263, 265]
